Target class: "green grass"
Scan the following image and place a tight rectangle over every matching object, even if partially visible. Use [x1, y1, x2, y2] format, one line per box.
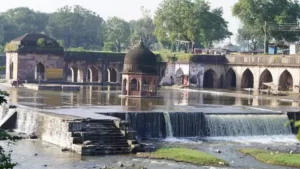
[139, 147, 228, 166]
[239, 148, 300, 168]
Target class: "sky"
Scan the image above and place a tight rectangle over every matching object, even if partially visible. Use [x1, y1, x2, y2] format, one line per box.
[0, 0, 241, 44]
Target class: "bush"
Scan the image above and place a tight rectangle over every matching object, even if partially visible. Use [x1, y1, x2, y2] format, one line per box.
[0, 46, 3, 53]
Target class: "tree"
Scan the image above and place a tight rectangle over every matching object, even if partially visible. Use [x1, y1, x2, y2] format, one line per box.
[130, 7, 157, 48]
[233, 0, 300, 43]
[46, 5, 104, 49]
[0, 46, 3, 53]
[154, 0, 231, 50]
[236, 25, 264, 51]
[104, 17, 131, 52]
[0, 7, 48, 44]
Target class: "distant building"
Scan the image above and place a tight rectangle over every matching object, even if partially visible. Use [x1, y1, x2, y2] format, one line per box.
[121, 40, 159, 98]
[5, 33, 64, 82]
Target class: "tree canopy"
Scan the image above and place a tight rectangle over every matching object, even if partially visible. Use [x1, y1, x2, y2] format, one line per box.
[154, 0, 231, 49]
[233, 0, 300, 43]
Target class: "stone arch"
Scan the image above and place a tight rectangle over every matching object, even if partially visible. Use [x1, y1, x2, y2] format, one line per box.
[225, 68, 237, 88]
[9, 62, 14, 80]
[279, 70, 293, 91]
[220, 75, 224, 88]
[241, 69, 254, 88]
[87, 66, 99, 82]
[77, 68, 84, 82]
[259, 69, 273, 89]
[203, 69, 217, 88]
[69, 66, 78, 82]
[106, 67, 118, 83]
[35, 62, 45, 80]
[175, 68, 184, 85]
[130, 78, 139, 91]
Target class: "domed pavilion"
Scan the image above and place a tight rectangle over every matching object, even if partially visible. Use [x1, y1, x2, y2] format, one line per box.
[121, 40, 159, 98]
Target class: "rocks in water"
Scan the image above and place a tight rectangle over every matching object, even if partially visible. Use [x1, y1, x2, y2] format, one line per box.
[290, 150, 294, 154]
[119, 163, 124, 167]
[265, 147, 271, 150]
[61, 148, 69, 152]
[218, 162, 225, 165]
[139, 143, 156, 152]
[214, 149, 222, 153]
[34, 153, 38, 156]
[12, 136, 24, 140]
[44, 164, 47, 167]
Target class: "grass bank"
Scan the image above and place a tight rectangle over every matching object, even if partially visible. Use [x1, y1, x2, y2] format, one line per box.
[239, 148, 300, 168]
[137, 147, 228, 166]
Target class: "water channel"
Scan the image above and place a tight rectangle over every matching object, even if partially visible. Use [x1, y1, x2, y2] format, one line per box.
[0, 85, 299, 169]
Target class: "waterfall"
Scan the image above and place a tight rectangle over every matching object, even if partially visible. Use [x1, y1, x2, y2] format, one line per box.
[100, 112, 293, 139]
[205, 114, 292, 137]
[15, 110, 37, 134]
[163, 112, 174, 138]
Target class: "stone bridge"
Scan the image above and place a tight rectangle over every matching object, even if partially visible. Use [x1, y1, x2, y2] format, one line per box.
[161, 54, 300, 93]
[64, 52, 166, 84]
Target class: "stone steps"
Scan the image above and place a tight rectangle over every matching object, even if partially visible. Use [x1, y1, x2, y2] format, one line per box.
[69, 119, 138, 155]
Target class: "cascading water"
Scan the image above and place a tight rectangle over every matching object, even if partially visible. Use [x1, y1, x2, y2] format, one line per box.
[100, 112, 293, 139]
[163, 112, 174, 138]
[15, 110, 37, 134]
[205, 114, 292, 137]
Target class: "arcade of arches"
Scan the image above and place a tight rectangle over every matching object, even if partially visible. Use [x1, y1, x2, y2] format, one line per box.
[225, 68, 236, 88]
[279, 70, 293, 91]
[105, 67, 118, 83]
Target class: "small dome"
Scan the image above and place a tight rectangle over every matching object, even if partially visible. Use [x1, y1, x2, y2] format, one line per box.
[123, 41, 158, 74]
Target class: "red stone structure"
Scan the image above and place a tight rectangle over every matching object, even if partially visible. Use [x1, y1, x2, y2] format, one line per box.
[121, 41, 159, 98]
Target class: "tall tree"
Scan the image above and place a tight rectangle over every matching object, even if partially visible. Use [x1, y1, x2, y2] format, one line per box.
[130, 7, 157, 48]
[233, 0, 300, 43]
[46, 5, 104, 49]
[104, 17, 131, 52]
[236, 25, 264, 51]
[0, 7, 48, 44]
[154, 0, 231, 50]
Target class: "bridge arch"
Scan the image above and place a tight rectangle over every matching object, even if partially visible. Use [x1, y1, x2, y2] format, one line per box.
[259, 69, 273, 89]
[88, 66, 100, 82]
[69, 66, 78, 82]
[241, 69, 254, 88]
[279, 70, 293, 91]
[106, 67, 118, 83]
[225, 68, 237, 88]
[175, 68, 184, 85]
[203, 69, 217, 88]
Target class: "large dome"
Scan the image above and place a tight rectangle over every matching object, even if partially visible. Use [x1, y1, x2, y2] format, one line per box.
[123, 41, 158, 74]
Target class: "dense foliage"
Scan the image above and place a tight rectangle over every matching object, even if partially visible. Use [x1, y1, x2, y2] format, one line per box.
[233, 0, 300, 49]
[0, 2, 231, 52]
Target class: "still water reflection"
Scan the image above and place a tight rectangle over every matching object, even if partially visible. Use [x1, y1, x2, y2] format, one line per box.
[2, 86, 298, 110]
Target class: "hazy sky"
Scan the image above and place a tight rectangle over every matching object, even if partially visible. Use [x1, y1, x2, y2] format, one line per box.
[0, 0, 241, 43]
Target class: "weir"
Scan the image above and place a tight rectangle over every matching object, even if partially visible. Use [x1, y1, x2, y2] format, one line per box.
[100, 112, 293, 139]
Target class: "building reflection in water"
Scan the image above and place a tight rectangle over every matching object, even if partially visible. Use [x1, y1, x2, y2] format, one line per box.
[121, 97, 165, 111]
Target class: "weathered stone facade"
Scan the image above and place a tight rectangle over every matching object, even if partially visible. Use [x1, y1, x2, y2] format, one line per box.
[6, 52, 64, 81]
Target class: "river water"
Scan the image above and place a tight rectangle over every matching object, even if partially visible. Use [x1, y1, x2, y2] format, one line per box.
[0, 85, 299, 169]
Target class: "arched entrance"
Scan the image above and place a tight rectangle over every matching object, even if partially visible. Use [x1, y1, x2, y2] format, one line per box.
[175, 68, 184, 85]
[9, 63, 14, 80]
[88, 66, 99, 82]
[69, 66, 78, 82]
[130, 78, 139, 91]
[106, 67, 118, 83]
[241, 69, 254, 88]
[77, 69, 84, 82]
[259, 69, 273, 89]
[225, 68, 236, 88]
[279, 70, 293, 91]
[35, 62, 45, 80]
[203, 69, 216, 88]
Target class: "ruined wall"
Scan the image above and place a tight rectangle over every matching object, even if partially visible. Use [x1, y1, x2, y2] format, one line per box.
[17, 53, 64, 81]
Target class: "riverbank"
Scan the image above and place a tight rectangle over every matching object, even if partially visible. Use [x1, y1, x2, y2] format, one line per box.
[239, 148, 300, 168]
[136, 147, 228, 166]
